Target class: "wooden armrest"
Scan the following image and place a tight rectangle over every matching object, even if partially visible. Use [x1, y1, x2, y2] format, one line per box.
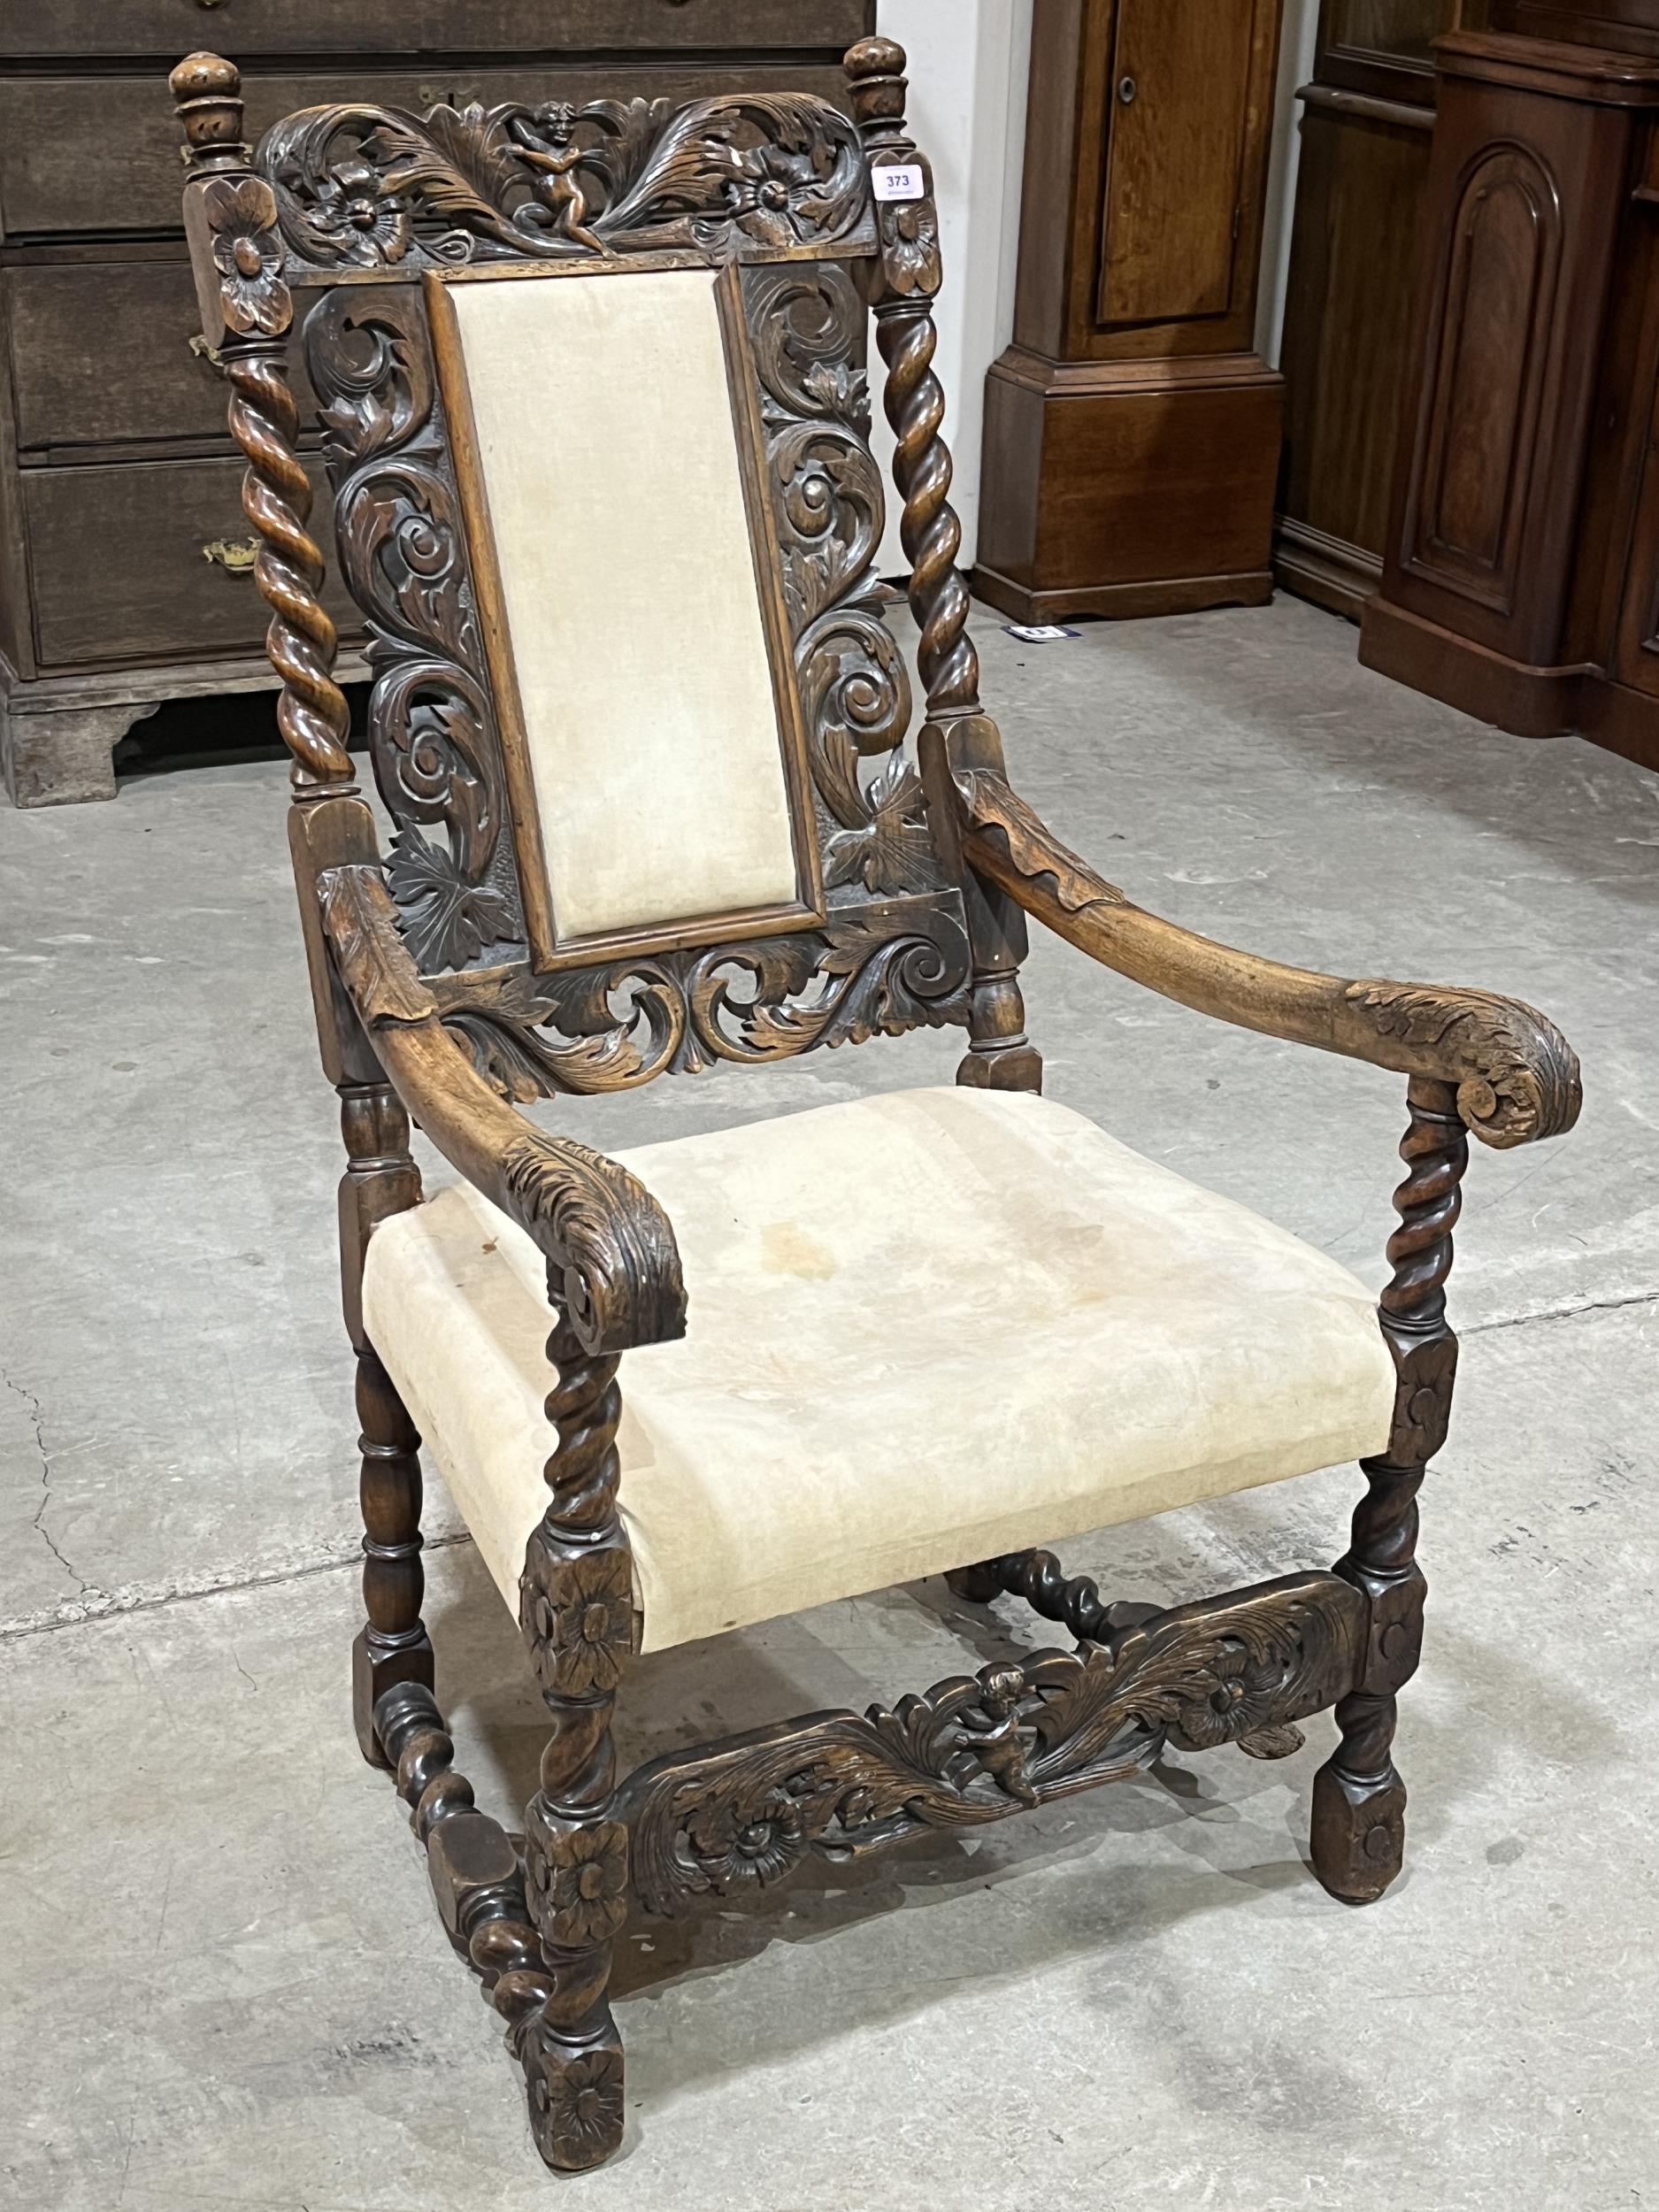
[318, 865, 686, 1356]
[954, 767, 1581, 1150]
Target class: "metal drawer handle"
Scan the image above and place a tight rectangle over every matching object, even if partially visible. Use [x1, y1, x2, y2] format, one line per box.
[203, 537, 258, 573]
[1118, 74, 1139, 104]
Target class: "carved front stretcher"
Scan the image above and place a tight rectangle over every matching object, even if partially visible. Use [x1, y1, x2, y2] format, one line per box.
[169, 34, 1583, 2178]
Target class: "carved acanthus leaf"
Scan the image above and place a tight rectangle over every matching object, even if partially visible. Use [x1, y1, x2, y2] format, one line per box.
[500, 1133, 686, 1355]
[954, 766, 1128, 915]
[1342, 981, 1581, 1150]
[824, 749, 936, 896]
[954, 766, 1580, 1151]
[304, 287, 523, 972]
[296, 132, 960, 1082]
[433, 895, 970, 1100]
[317, 864, 437, 1025]
[386, 826, 519, 974]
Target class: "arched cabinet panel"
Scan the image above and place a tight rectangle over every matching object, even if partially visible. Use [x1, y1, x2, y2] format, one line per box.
[1403, 145, 1562, 607]
[1361, 27, 1659, 764]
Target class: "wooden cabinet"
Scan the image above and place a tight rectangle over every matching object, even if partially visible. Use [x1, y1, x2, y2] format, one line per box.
[1359, 21, 1659, 765]
[1274, 2, 1491, 619]
[978, 0, 1287, 623]
[0, 4, 873, 806]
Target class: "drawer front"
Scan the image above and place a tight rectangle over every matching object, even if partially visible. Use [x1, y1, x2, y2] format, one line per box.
[25, 455, 356, 668]
[0, 1, 870, 60]
[0, 58, 855, 238]
[6, 260, 322, 452]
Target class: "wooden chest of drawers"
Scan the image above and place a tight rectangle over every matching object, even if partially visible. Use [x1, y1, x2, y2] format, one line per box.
[0, 1, 873, 804]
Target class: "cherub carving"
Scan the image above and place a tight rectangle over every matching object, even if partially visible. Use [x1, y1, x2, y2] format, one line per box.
[959, 1665, 1037, 1806]
[511, 103, 605, 253]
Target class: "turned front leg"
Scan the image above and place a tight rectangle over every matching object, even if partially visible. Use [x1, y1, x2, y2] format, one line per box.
[351, 1348, 434, 1765]
[516, 1316, 634, 2174]
[340, 1082, 430, 1764]
[1313, 1077, 1464, 1903]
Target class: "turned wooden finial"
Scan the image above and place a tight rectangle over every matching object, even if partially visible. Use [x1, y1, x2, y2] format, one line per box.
[170, 50, 247, 167]
[844, 35, 910, 138]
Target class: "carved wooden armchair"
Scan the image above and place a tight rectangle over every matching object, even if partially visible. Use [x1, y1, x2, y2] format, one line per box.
[170, 38, 1580, 2176]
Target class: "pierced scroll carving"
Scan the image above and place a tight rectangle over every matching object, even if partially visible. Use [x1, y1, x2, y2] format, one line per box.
[262, 65, 964, 1090]
[620, 1572, 1366, 1918]
[258, 94, 878, 274]
[747, 262, 927, 905]
[433, 894, 972, 1100]
[304, 286, 525, 972]
[295, 215, 964, 1078]
[744, 258, 946, 915]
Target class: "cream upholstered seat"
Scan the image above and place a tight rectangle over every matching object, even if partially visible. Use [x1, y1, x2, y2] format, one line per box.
[363, 1087, 1396, 1653]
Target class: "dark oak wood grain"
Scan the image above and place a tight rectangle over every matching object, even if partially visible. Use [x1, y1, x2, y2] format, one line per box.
[21, 451, 355, 668]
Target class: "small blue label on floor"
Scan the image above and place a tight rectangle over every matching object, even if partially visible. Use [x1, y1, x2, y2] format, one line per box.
[1004, 623, 1080, 642]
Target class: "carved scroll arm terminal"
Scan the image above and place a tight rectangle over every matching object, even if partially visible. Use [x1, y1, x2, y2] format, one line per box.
[317, 865, 686, 1356]
[944, 763, 1581, 1151]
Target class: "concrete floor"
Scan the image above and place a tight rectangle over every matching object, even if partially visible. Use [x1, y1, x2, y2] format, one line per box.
[2, 594, 1655, 2210]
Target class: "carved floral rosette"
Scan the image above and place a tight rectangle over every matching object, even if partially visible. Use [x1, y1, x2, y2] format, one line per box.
[293, 122, 968, 1094]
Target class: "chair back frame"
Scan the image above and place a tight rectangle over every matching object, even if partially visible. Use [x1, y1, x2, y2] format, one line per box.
[172, 45, 1041, 1105]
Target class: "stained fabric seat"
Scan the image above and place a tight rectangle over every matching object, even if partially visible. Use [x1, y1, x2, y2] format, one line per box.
[363, 1087, 1396, 1652]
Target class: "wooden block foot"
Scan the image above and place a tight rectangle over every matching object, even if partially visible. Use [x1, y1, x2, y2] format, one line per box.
[1310, 1756, 1407, 1904]
[520, 2013, 626, 2174]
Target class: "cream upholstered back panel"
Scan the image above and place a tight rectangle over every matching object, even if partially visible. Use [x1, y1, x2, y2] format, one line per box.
[439, 265, 805, 949]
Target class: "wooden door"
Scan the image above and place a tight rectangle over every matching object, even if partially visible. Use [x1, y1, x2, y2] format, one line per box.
[1097, 0, 1258, 326]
